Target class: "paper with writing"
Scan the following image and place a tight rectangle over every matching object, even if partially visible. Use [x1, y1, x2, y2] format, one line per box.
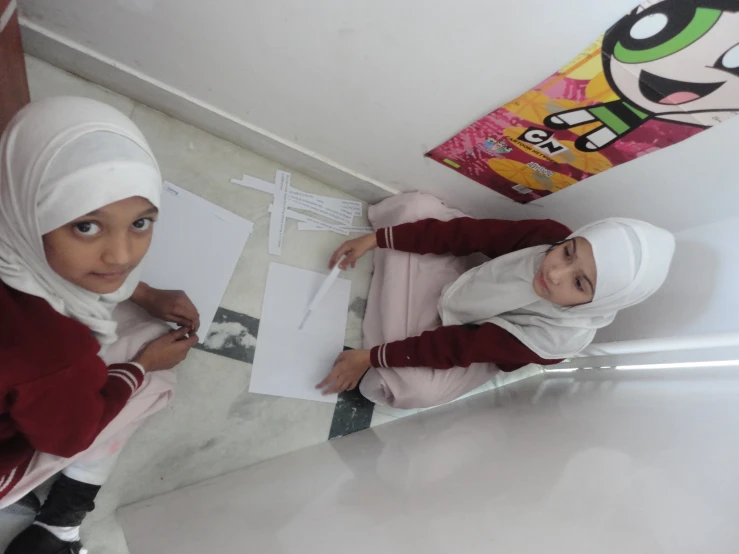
[267, 171, 290, 256]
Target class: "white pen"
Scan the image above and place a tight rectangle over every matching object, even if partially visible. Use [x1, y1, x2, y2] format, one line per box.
[298, 255, 346, 330]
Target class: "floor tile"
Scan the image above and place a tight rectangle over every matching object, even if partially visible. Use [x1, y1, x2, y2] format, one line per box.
[84, 349, 337, 552]
[329, 388, 375, 440]
[0, 511, 32, 553]
[370, 410, 399, 428]
[373, 405, 421, 419]
[195, 307, 260, 364]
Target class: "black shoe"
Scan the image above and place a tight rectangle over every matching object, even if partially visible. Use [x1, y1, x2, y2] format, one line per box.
[5, 525, 84, 554]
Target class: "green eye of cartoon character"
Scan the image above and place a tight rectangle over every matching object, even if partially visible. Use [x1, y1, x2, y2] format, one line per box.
[614, 7, 722, 64]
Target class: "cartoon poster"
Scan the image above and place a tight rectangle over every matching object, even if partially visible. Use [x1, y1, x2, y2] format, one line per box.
[427, 0, 739, 203]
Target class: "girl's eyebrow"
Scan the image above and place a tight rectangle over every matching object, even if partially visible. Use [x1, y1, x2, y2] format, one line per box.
[137, 207, 159, 217]
[79, 207, 159, 219]
[572, 239, 595, 293]
[581, 273, 595, 295]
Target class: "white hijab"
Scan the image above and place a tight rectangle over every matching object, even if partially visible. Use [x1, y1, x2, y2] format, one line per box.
[439, 218, 676, 359]
[0, 96, 162, 346]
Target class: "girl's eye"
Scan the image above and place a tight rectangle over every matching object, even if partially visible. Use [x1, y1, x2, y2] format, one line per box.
[132, 218, 154, 232]
[564, 246, 571, 259]
[73, 221, 102, 237]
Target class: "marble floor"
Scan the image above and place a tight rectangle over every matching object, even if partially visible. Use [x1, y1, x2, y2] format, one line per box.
[0, 57, 543, 554]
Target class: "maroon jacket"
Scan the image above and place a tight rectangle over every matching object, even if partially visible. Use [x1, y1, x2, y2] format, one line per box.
[370, 217, 572, 371]
[0, 282, 145, 500]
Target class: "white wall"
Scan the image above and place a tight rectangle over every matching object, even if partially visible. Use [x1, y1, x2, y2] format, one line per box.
[597, 216, 739, 343]
[119, 368, 739, 553]
[16, 0, 659, 217]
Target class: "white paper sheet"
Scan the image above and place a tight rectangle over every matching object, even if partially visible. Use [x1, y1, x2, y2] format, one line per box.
[269, 205, 351, 236]
[287, 195, 353, 225]
[287, 188, 358, 221]
[230, 175, 275, 195]
[297, 222, 374, 234]
[141, 182, 254, 342]
[232, 173, 362, 220]
[249, 263, 351, 404]
[268, 171, 290, 255]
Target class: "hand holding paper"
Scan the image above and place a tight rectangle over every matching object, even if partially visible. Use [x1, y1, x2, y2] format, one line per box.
[316, 349, 372, 395]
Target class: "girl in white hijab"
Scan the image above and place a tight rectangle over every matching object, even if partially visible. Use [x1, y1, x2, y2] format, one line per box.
[317, 192, 675, 409]
[0, 97, 200, 554]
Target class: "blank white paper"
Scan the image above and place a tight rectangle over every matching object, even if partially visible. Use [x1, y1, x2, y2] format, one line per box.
[250, 263, 351, 404]
[141, 182, 254, 342]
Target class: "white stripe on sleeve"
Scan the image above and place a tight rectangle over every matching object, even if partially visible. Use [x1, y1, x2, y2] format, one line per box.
[109, 371, 136, 393]
[0, 468, 17, 494]
[380, 344, 388, 368]
[127, 363, 146, 379]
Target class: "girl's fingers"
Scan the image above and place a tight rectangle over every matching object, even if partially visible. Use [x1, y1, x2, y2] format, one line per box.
[172, 336, 196, 355]
[170, 315, 192, 328]
[342, 252, 362, 270]
[169, 326, 191, 341]
[330, 245, 350, 268]
[186, 303, 200, 320]
[325, 379, 346, 395]
[316, 370, 337, 390]
[173, 300, 198, 321]
[175, 333, 199, 352]
[338, 253, 353, 270]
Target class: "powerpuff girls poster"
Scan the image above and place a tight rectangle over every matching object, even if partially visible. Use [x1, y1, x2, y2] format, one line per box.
[427, 0, 739, 203]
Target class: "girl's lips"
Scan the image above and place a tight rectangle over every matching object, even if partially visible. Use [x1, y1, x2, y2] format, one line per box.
[91, 271, 128, 281]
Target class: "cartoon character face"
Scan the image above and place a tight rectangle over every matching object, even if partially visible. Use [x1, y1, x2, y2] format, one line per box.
[603, 0, 739, 125]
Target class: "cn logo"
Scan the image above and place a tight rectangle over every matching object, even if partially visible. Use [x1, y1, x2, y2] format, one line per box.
[518, 128, 569, 156]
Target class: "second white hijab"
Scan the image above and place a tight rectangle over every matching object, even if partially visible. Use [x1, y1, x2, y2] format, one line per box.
[438, 218, 676, 360]
[0, 97, 162, 346]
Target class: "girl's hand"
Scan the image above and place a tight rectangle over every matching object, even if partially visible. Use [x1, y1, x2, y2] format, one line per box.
[316, 349, 372, 395]
[133, 327, 199, 372]
[133, 283, 200, 332]
[329, 233, 377, 270]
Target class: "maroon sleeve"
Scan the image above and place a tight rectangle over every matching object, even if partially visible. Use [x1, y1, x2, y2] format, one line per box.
[10, 356, 145, 458]
[370, 323, 562, 372]
[376, 218, 572, 258]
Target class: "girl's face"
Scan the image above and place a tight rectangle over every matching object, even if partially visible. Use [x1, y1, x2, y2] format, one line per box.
[43, 196, 158, 294]
[533, 237, 598, 307]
